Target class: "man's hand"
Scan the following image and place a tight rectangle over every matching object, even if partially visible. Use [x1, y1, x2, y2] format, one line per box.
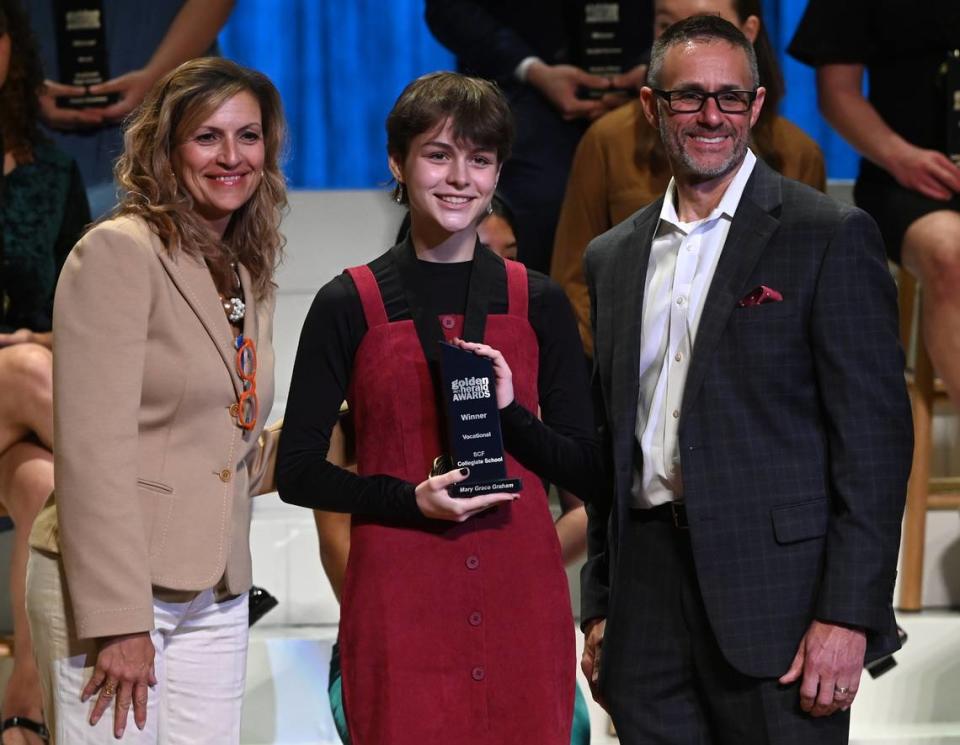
[778, 619, 866, 717]
[88, 69, 157, 123]
[581, 617, 607, 710]
[886, 142, 960, 201]
[414, 468, 517, 521]
[526, 62, 612, 121]
[39, 81, 105, 130]
[82, 631, 157, 738]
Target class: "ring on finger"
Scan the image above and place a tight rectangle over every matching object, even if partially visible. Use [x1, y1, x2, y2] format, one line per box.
[102, 682, 117, 698]
[834, 684, 850, 696]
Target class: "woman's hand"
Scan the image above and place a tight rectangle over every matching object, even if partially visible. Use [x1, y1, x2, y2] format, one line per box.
[82, 631, 157, 738]
[415, 467, 517, 521]
[451, 339, 514, 409]
[0, 329, 52, 348]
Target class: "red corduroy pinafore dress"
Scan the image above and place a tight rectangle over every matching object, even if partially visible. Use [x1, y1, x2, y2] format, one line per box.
[339, 256, 574, 745]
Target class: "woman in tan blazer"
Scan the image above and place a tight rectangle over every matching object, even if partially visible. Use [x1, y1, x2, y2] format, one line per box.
[24, 58, 287, 744]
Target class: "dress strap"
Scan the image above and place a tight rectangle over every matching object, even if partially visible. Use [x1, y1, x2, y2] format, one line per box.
[345, 265, 389, 328]
[504, 259, 528, 319]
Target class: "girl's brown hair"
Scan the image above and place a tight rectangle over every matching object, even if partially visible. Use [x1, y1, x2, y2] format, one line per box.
[386, 71, 513, 203]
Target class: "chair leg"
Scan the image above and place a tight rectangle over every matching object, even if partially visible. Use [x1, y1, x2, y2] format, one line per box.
[899, 327, 935, 611]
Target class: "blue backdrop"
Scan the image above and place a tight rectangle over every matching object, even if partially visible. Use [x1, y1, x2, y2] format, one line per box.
[219, 0, 859, 189]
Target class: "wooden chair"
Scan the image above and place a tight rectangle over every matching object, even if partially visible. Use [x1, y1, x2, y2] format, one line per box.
[897, 270, 960, 611]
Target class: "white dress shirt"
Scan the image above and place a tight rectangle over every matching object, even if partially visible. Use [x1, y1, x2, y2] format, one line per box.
[631, 150, 757, 508]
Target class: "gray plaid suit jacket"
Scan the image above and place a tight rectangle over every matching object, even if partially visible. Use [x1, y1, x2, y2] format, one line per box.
[580, 159, 913, 678]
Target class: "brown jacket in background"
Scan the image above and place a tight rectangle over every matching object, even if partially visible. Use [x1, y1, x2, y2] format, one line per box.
[31, 215, 277, 640]
[551, 99, 827, 357]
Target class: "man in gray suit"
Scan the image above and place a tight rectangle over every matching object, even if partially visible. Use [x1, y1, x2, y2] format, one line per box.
[578, 14, 912, 744]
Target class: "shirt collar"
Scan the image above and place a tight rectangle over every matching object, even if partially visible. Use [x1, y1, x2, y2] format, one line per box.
[657, 148, 758, 236]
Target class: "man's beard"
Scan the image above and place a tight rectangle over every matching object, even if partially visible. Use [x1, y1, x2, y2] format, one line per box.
[659, 117, 749, 181]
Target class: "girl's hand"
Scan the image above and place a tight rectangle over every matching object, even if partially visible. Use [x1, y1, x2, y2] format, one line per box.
[451, 339, 515, 409]
[414, 467, 517, 521]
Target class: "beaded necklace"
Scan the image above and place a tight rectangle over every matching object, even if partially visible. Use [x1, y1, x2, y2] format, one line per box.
[218, 262, 245, 324]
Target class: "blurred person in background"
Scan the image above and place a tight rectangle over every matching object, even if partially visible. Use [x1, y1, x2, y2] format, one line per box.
[0, 0, 89, 741]
[790, 0, 960, 406]
[26, 0, 235, 217]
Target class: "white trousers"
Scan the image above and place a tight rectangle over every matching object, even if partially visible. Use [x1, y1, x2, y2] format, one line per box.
[26, 548, 249, 745]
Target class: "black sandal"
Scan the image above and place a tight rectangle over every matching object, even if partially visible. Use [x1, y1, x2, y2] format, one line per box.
[0, 716, 50, 743]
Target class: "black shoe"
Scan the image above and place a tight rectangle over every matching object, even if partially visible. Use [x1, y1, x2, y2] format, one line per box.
[248, 585, 279, 627]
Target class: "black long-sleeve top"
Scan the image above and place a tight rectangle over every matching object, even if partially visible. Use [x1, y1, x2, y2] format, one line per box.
[276, 244, 598, 520]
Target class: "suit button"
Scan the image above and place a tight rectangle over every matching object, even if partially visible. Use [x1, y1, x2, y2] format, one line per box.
[229, 403, 240, 417]
[219, 469, 232, 482]
[471, 666, 485, 681]
[465, 555, 480, 570]
[468, 611, 482, 626]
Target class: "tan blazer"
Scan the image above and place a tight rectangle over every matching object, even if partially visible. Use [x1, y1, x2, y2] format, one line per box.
[32, 215, 276, 640]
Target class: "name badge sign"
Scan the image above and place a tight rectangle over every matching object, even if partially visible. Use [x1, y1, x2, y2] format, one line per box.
[437, 342, 522, 497]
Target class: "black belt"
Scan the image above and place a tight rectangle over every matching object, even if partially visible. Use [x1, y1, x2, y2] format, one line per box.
[631, 502, 688, 529]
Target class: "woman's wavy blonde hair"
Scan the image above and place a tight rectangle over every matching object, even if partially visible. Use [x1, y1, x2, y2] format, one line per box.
[113, 57, 287, 299]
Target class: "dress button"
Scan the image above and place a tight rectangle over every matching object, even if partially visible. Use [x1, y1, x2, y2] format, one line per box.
[465, 555, 480, 570]
[468, 611, 482, 626]
[471, 666, 485, 681]
[219, 468, 232, 482]
[440, 315, 456, 329]
[229, 402, 240, 417]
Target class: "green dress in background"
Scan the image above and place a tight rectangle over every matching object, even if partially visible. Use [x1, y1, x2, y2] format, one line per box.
[1, 141, 90, 333]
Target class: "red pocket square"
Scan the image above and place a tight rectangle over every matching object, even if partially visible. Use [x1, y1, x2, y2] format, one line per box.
[738, 285, 783, 307]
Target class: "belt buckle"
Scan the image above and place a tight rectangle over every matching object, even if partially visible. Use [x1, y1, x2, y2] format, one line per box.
[671, 503, 689, 529]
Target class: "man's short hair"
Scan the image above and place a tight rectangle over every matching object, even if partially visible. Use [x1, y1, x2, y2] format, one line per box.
[647, 14, 760, 90]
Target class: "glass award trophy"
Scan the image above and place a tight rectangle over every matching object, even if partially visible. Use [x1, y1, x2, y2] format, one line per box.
[53, 0, 118, 108]
[435, 341, 522, 497]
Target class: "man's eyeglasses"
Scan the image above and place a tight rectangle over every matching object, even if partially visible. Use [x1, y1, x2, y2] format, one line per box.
[235, 335, 258, 431]
[652, 89, 757, 114]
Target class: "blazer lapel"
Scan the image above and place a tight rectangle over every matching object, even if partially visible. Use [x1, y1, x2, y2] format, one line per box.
[612, 201, 660, 462]
[155, 247, 243, 398]
[681, 161, 782, 419]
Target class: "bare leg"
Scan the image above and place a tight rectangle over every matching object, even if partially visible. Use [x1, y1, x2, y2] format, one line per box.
[0, 345, 53, 453]
[0, 344, 54, 745]
[0, 443, 53, 745]
[902, 210, 960, 406]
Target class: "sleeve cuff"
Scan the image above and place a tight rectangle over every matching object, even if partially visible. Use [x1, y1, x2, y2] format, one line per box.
[515, 56, 542, 83]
